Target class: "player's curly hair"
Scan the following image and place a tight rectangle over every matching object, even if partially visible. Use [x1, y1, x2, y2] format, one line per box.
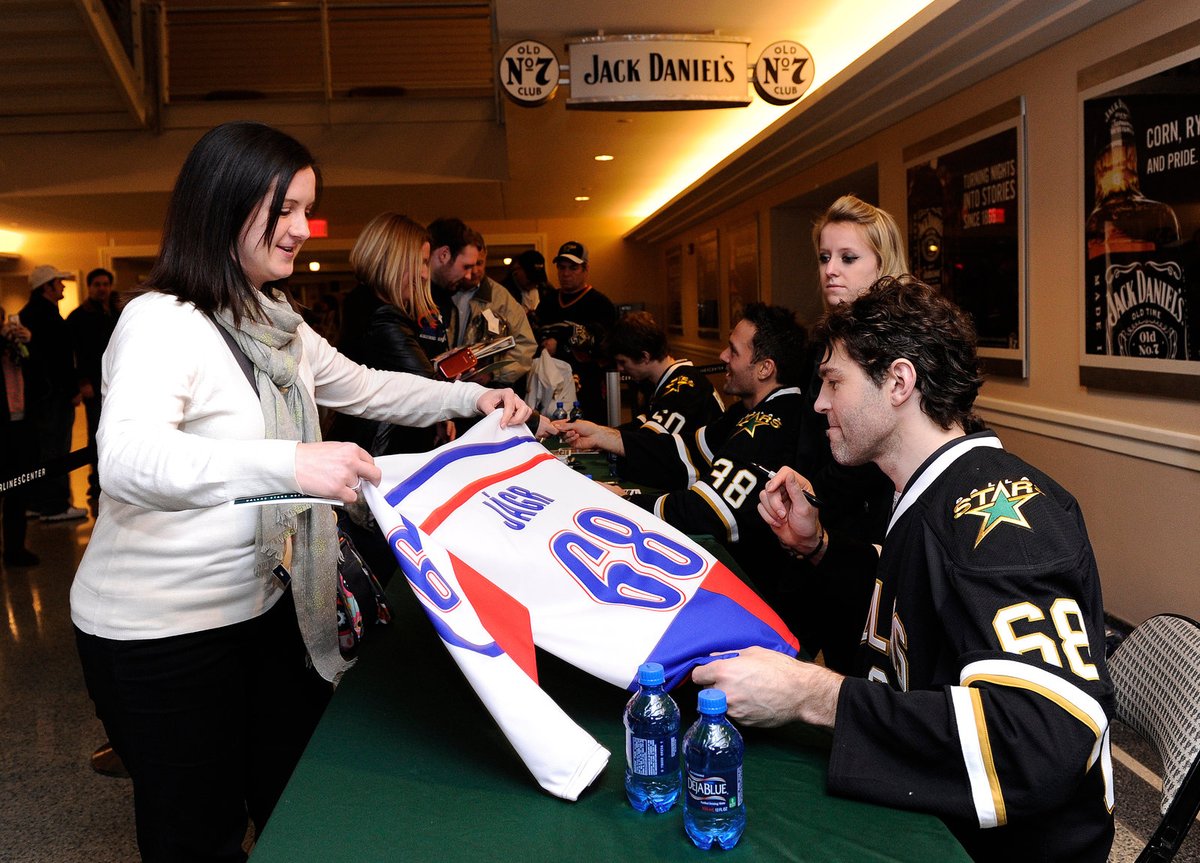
[815, 275, 984, 431]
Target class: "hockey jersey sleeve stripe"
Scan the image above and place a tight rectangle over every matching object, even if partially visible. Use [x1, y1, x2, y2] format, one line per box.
[384, 435, 531, 505]
[960, 658, 1113, 810]
[689, 482, 738, 542]
[641, 419, 668, 434]
[696, 427, 714, 465]
[421, 452, 558, 532]
[959, 658, 1108, 743]
[950, 686, 1007, 828]
[676, 433, 699, 485]
[960, 657, 1115, 811]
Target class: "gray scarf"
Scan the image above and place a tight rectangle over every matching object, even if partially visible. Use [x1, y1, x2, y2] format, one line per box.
[214, 290, 347, 684]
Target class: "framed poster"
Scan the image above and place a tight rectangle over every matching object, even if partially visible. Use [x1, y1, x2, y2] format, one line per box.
[904, 98, 1027, 377]
[696, 230, 720, 338]
[1078, 37, 1200, 399]
[726, 216, 759, 330]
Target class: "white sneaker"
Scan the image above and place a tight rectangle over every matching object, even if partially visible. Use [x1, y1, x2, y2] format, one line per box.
[41, 506, 88, 522]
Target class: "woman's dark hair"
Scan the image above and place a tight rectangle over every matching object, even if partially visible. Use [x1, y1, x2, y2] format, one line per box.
[145, 121, 321, 324]
[815, 275, 984, 431]
[741, 302, 807, 388]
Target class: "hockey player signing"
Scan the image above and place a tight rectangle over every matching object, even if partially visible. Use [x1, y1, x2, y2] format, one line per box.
[362, 411, 799, 800]
[694, 276, 1114, 862]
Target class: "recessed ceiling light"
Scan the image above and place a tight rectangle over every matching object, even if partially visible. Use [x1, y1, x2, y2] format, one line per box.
[574, 196, 591, 202]
[594, 154, 614, 162]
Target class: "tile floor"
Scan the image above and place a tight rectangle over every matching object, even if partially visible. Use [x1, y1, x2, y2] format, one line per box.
[0, 429, 1197, 861]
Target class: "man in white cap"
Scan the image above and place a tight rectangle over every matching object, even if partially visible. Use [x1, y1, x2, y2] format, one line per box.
[19, 265, 87, 522]
[536, 241, 617, 420]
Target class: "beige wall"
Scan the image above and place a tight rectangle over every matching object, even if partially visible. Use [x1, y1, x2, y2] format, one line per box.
[649, 0, 1200, 624]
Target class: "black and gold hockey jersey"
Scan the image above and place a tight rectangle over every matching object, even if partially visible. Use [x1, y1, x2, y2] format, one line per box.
[828, 431, 1114, 862]
[619, 386, 805, 577]
[624, 360, 725, 437]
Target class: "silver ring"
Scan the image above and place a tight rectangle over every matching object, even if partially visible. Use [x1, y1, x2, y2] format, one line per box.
[350, 478, 362, 491]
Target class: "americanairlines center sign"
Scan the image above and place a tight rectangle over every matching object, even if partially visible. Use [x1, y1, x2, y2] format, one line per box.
[498, 34, 813, 111]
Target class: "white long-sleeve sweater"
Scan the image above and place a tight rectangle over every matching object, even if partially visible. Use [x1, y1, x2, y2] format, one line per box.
[71, 291, 487, 640]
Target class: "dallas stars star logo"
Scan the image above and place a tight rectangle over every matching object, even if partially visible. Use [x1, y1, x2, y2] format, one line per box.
[734, 411, 778, 437]
[953, 478, 1043, 548]
[662, 375, 694, 395]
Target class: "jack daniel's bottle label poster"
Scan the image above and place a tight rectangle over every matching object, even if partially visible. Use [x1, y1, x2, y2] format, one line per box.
[1081, 52, 1200, 393]
[906, 119, 1024, 377]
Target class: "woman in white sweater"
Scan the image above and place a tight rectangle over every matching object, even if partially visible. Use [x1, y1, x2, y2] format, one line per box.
[71, 121, 530, 862]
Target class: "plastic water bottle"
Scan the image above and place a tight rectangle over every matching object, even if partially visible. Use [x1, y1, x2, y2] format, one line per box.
[546, 401, 568, 450]
[624, 662, 681, 812]
[683, 689, 745, 850]
[569, 400, 584, 421]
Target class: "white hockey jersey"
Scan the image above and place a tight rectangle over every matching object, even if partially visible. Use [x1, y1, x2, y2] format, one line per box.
[364, 411, 798, 800]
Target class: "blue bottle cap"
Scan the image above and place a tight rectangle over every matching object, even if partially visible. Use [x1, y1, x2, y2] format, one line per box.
[637, 662, 665, 686]
[697, 688, 726, 715]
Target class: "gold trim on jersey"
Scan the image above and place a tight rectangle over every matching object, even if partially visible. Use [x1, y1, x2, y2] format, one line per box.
[690, 482, 737, 542]
[958, 658, 1114, 813]
[969, 688, 1007, 825]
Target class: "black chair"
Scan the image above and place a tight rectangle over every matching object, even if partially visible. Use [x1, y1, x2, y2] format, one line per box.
[1108, 613, 1200, 862]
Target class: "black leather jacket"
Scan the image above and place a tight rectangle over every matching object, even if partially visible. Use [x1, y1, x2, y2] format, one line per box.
[327, 283, 447, 455]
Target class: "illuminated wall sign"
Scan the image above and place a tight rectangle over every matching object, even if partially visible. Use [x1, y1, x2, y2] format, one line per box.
[753, 41, 813, 106]
[499, 40, 561, 106]
[566, 35, 750, 111]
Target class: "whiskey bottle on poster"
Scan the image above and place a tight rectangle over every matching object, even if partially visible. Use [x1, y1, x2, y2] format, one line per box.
[908, 162, 944, 291]
[1085, 99, 1187, 359]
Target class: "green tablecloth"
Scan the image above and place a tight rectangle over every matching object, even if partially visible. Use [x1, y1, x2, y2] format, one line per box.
[252, 580, 970, 862]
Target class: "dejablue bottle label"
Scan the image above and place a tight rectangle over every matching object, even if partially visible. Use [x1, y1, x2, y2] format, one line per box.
[628, 732, 678, 776]
[686, 765, 742, 813]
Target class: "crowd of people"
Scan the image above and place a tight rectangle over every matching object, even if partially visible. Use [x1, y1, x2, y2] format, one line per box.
[0, 120, 1115, 863]
[1, 265, 119, 566]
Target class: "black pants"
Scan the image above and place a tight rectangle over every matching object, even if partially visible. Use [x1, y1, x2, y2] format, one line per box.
[28, 394, 74, 514]
[1, 417, 34, 556]
[82, 394, 102, 497]
[75, 590, 331, 862]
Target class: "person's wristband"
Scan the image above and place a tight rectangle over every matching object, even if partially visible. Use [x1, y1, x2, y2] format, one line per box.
[783, 528, 826, 562]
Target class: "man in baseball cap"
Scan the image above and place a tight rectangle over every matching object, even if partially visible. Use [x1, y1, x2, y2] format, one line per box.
[29, 264, 73, 292]
[19, 264, 87, 522]
[552, 241, 588, 266]
[539, 240, 616, 420]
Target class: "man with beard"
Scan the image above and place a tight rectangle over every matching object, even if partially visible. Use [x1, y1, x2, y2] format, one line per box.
[695, 277, 1113, 863]
[558, 303, 806, 581]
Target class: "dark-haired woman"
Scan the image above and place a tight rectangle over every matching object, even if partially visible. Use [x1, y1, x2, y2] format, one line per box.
[70, 121, 530, 862]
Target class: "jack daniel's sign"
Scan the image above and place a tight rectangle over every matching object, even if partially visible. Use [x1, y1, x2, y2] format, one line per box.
[500, 35, 813, 111]
[566, 35, 750, 110]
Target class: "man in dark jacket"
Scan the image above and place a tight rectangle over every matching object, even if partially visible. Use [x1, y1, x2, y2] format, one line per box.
[20, 265, 86, 522]
[67, 267, 117, 499]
